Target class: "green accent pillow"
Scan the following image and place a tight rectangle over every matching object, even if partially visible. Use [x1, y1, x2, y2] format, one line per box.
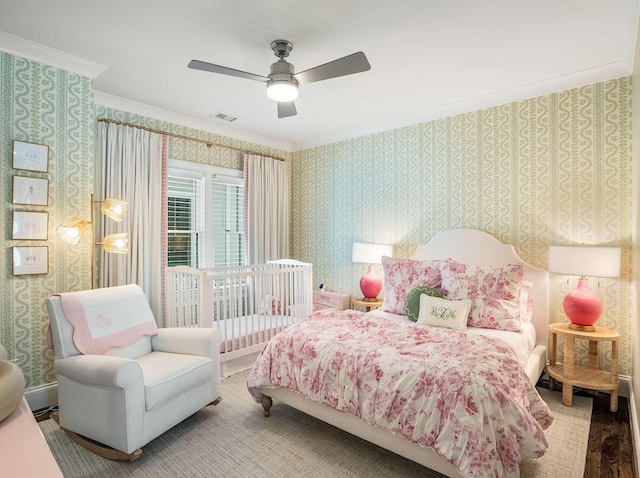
[405, 286, 442, 322]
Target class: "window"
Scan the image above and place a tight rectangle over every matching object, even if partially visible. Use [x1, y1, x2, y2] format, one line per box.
[167, 161, 245, 268]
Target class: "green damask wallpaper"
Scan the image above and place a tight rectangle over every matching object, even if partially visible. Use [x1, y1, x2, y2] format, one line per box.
[291, 78, 633, 375]
[0, 52, 94, 388]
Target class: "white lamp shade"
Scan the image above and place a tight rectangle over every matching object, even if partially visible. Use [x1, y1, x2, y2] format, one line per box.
[352, 243, 393, 264]
[548, 245, 621, 278]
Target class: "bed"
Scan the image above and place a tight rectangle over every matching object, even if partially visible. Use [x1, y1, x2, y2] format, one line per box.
[247, 229, 552, 478]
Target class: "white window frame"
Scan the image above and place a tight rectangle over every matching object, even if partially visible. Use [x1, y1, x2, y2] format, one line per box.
[168, 159, 244, 268]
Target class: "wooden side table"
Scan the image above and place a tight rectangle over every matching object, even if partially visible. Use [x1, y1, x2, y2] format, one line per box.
[547, 322, 619, 412]
[351, 298, 384, 312]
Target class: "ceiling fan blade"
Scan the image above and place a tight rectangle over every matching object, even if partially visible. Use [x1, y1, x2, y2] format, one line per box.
[293, 51, 370, 85]
[188, 60, 268, 83]
[278, 101, 297, 118]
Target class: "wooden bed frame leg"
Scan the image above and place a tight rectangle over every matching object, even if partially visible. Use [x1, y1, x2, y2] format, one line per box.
[261, 394, 273, 417]
[209, 396, 223, 406]
[51, 412, 143, 462]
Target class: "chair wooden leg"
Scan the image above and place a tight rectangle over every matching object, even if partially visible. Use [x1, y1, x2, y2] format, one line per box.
[51, 412, 142, 462]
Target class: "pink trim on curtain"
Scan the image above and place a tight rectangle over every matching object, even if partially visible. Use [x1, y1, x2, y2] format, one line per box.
[243, 153, 250, 264]
[161, 135, 168, 327]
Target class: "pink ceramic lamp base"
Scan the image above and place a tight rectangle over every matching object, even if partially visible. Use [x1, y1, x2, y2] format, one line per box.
[360, 265, 383, 301]
[563, 278, 603, 332]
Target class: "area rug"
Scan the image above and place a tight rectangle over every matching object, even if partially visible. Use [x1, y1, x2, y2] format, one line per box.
[39, 371, 592, 478]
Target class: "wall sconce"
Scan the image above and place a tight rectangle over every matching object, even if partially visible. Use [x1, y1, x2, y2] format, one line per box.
[57, 195, 129, 254]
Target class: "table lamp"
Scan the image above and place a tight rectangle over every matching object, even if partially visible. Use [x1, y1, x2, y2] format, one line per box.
[548, 245, 621, 331]
[352, 242, 393, 301]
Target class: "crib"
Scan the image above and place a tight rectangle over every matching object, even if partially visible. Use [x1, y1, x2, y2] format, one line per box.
[165, 259, 313, 374]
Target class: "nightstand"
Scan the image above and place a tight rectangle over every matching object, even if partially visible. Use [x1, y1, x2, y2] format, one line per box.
[351, 297, 384, 312]
[547, 322, 619, 412]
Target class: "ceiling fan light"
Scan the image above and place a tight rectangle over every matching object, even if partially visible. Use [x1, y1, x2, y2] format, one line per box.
[266, 80, 299, 102]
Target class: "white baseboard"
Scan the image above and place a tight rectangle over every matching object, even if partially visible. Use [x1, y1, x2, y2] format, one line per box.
[25, 382, 58, 411]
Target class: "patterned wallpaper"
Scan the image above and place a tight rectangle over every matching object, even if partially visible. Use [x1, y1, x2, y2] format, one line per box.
[0, 49, 634, 389]
[291, 78, 633, 375]
[0, 52, 94, 388]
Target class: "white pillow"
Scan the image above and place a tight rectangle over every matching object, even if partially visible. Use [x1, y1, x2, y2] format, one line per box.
[416, 294, 472, 330]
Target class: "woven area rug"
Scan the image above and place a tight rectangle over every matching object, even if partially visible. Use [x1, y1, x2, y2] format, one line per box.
[39, 370, 592, 478]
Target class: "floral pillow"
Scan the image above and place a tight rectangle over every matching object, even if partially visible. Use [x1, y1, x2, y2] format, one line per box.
[416, 295, 472, 331]
[381, 256, 442, 315]
[439, 260, 524, 332]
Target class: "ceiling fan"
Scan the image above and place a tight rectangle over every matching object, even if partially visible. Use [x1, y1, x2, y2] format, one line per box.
[188, 39, 371, 118]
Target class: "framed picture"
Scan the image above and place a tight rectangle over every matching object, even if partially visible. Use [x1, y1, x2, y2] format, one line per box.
[12, 211, 48, 240]
[12, 140, 49, 172]
[13, 246, 49, 275]
[12, 176, 49, 206]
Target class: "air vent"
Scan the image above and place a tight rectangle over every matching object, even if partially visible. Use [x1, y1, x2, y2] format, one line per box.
[211, 112, 237, 122]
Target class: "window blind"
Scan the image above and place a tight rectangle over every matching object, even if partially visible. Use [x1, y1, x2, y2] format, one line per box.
[167, 166, 245, 268]
[212, 177, 245, 267]
[167, 175, 203, 267]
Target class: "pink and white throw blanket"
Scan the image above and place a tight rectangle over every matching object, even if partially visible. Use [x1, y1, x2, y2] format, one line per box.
[58, 284, 158, 355]
[248, 309, 553, 478]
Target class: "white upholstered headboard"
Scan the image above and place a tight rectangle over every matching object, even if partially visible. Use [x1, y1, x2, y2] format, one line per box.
[413, 229, 549, 348]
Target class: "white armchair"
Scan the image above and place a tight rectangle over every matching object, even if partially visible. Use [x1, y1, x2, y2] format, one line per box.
[45, 284, 221, 461]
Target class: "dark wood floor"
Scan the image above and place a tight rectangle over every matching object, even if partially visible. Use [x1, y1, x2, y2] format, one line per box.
[537, 377, 635, 478]
[585, 392, 634, 478]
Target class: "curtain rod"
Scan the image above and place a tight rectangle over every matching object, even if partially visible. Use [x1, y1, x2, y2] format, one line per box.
[97, 118, 285, 162]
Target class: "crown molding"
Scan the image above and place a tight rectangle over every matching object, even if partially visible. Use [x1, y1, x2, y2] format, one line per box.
[94, 92, 293, 153]
[291, 61, 631, 152]
[0, 31, 107, 79]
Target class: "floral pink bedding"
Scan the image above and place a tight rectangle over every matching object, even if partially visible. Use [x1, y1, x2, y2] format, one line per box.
[247, 309, 553, 478]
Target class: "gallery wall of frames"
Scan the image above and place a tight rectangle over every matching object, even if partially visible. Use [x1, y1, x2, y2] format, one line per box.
[11, 140, 50, 275]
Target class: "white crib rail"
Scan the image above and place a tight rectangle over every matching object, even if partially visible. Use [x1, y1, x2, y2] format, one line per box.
[165, 260, 313, 358]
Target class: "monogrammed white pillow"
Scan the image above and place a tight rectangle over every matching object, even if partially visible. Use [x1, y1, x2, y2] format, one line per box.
[416, 294, 472, 331]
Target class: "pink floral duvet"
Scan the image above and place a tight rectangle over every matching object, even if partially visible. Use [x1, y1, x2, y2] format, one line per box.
[247, 309, 553, 478]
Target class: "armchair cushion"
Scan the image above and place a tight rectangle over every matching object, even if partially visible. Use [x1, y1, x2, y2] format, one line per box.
[138, 352, 213, 410]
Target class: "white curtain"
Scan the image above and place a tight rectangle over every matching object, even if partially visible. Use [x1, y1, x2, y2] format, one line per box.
[95, 122, 166, 322]
[244, 154, 289, 263]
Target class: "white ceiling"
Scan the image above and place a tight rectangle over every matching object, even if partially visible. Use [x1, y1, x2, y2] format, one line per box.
[0, 0, 637, 151]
